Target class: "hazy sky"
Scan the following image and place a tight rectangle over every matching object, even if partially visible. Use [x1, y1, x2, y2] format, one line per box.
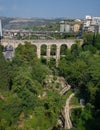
[0, 0, 100, 18]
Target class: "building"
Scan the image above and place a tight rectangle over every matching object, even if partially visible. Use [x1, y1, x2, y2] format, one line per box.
[60, 20, 82, 33]
[83, 15, 100, 33]
[73, 24, 80, 32]
[91, 17, 100, 25]
[84, 15, 92, 26]
[3, 45, 14, 60]
[91, 17, 100, 33]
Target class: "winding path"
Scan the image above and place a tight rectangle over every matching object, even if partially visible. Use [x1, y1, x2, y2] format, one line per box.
[60, 85, 71, 95]
[59, 80, 84, 129]
[64, 93, 75, 130]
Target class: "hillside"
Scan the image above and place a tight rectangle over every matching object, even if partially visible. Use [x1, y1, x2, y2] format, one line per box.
[1, 17, 62, 30]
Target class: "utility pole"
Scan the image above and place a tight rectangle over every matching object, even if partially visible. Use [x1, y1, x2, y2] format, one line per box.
[0, 19, 3, 45]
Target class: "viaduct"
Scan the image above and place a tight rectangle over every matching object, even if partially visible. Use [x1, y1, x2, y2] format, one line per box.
[1, 39, 81, 63]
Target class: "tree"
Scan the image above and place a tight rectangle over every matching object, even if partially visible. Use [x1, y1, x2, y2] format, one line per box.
[14, 42, 37, 66]
[41, 44, 47, 55]
[0, 45, 9, 90]
[60, 44, 67, 55]
[32, 62, 51, 84]
[82, 32, 94, 46]
[71, 43, 80, 57]
[95, 34, 100, 49]
[50, 45, 56, 55]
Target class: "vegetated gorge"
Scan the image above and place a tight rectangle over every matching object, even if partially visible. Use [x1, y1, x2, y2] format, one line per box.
[0, 32, 100, 130]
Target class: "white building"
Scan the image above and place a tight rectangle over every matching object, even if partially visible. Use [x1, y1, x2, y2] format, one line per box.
[91, 17, 100, 25]
[83, 16, 100, 33]
[83, 15, 92, 27]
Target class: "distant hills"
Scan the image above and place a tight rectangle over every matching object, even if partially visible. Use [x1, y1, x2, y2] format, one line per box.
[0, 17, 64, 30]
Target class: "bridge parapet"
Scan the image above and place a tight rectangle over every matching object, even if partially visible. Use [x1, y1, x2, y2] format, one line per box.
[1, 39, 75, 48]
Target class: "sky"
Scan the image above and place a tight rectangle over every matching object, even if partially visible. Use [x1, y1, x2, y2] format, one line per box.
[0, 0, 100, 18]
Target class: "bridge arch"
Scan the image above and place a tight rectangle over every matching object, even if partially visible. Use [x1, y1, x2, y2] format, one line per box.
[60, 44, 68, 55]
[41, 44, 47, 56]
[50, 44, 57, 56]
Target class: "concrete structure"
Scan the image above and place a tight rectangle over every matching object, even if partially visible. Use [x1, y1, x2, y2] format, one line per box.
[1, 39, 78, 64]
[60, 21, 71, 33]
[65, 24, 71, 33]
[60, 21, 65, 32]
[83, 15, 100, 33]
[0, 19, 3, 38]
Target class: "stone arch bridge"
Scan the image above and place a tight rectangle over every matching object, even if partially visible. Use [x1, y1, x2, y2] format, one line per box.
[1, 39, 78, 62]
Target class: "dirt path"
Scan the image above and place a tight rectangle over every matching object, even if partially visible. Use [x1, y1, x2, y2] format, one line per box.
[64, 93, 75, 130]
[60, 85, 71, 95]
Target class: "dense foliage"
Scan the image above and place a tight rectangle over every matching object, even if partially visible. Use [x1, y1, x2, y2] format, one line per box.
[58, 33, 100, 130]
[0, 32, 100, 130]
[0, 46, 9, 90]
[0, 42, 63, 130]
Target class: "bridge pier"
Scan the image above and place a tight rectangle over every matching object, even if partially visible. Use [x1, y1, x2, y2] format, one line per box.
[37, 45, 41, 58]
[47, 45, 51, 60]
[56, 45, 60, 67]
